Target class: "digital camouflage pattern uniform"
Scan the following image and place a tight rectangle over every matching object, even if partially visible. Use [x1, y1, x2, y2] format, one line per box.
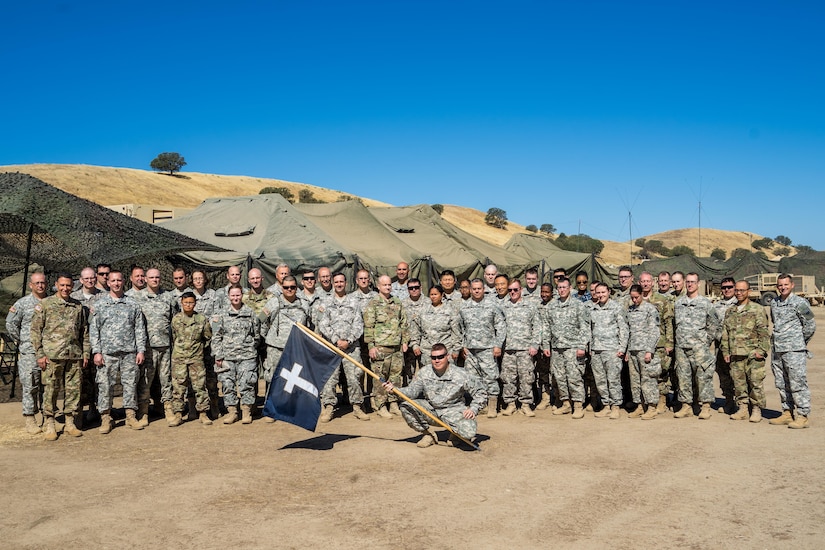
[721, 301, 770, 409]
[501, 298, 540, 406]
[6, 293, 44, 416]
[210, 304, 261, 407]
[544, 295, 590, 403]
[90, 294, 148, 412]
[770, 293, 816, 416]
[534, 298, 554, 402]
[674, 294, 720, 406]
[171, 310, 212, 414]
[131, 288, 175, 410]
[713, 296, 738, 404]
[391, 280, 410, 301]
[401, 295, 431, 380]
[410, 302, 461, 365]
[397, 361, 487, 439]
[30, 294, 90, 419]
[459, 298, 506, 397]
[647, 291, 675, 398]
[626, 300, 662, 406]
[589, 299, 629, 407]
[260, 294, 310, 384]
[318, 293, 365, 408]
[194, 288, 219, 317]
[363, 293, 409, 408]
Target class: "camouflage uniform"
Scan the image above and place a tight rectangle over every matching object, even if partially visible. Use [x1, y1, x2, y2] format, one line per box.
[131, 288, 175, 409]
[402, 295, 432, 379]
[298, 290, 321, 329]
[721, 301, 770, 409]
[30, 295, 90, 419]
[674, 295, 720, 405]
[260, 294, 310, 384]
[626, 300, 662, 405]
[397, 361, 487, 439]
[70, 287, 102, 411]
[501, 298, 540, 406]
[534, 299, 554, 400]
[193, 288, 219, 410]
[363, 294, 409, 408]
[713, 296, 738, 404]
[544, 296, 590, 403]
[410, 302, 461, 365]
[171, 311, 212, 414]
[613, 287, 632, 310]
[770, 293, 816, 416]
[214, 284, 248, 313]
[647, 291, 675, 397]
[589, 299, 629, 407]
[90, 294, 148, 412]
[318, 293, 365, 407]
[572, 290, 592, 303]
[194, 288, 219, 317]
[459, 298, 506, 397]
[243, 287, 274, 381]
[243, 288, 272, 316]
[522, 286, 542, 305]
[350, 288, 377, 370]
[391, 280, 410, 300]
[6, 294, 44, 416]
[210, 304, 261, 407]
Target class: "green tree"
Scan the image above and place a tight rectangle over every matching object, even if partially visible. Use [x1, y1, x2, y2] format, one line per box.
[485, 207, 508, 229]
[525, 224, 538, 233]
[431, 204, 444, 215]
[751, 237, 773, 250]
[775, 235, 792, 246]
[259, 186, 294, 202]
[730, 248, 751, 259]
[635, 238, 646, 248]
[554, 233, 604, 254]
[710, 247, 726, 260]
[670, 245, 695, 256]
[796, 244, 815, 254]
[298, 189, 325, 204]
[774, 246, 791, 256]
[150, 152, 187, 175]
[540, 223, 556, 235]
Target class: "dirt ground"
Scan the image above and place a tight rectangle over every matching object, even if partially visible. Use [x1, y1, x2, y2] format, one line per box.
[1, 309, 824, 549]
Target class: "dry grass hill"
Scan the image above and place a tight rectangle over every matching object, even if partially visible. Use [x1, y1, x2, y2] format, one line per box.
[2, 164, 791, 266]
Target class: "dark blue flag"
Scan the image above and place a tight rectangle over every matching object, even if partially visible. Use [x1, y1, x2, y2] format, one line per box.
[263, 326, 340, 431]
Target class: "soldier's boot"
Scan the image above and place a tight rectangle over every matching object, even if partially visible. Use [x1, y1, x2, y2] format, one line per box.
[609, 405, 621, 420]
[571, 401, 585, 419]
[446, 434, 462, 447]
[319, 405, 334, 423]
[125, 409, 144, 430]
[656, 394, 668, 414]
[388, 402, 402, 416]
[376, 404, 393, 419]
[137, 403, 150, 428]
[628, 404, 644, 418]
[352, 404, 371, 421]
[584, 401, 594, 412]
[723, 397, 736, 414]
[501, 402, 517, 416]
[520, 404, 535, 417]
[223, 406, 238, 425]
[64, 414, 83, 437]
[43, 417, 58, 441]
[641, 404, 658, 420]
[673, 402, 694, 418]
[241, 404, 253, 424]
[187, 396, 198, 422]
[263, 415, 276, 423]
[199, 412, 213, 425]
[486, 397, 498, 418]
[535, 392, 551, 411]
[697, 403, 712, 420]
[749, 406, 762, 423]
[24, 415, 42, 435]
[99, 412, 114, 434]
[769, 410, 793, 425]
[167, 410, 183, 427]
[553, 400, 572, 416]
[416, 430, 436, 448]
[729, 402, 749, 421]
[788, 415, 809, 429]
[164, 402, 176, 426]
[594, 405, 611, 418]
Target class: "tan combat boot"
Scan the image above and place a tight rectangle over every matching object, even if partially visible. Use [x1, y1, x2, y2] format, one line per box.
[501, 402, 517, 416]
[24, 415, 42, 435]
[641, 404, 658, 420]
[788, 415, 809, 429]
[486, 397, 498, 418]
[520, 404, 535, 417]
[388, 402, 402, 416]
[553, 400, 572, 416]
[376, 404, 393, 419]
[43, 417, 58, 441]
[594, 405, 611, 418]
[571, 401, 585, 419]
[352, 404, 370, 421]
[319, 404, 334, 423]
[167, 410, 183, 427]
[749, 406, 762, 423]
[628, 404, 644, 418]
[125, 409, 144, 430]
[673, 403, 694, 418]
[656, 394, 668, 414]
[535, 392, 551, 410]
[241, 404, 253, 424]
[697, 403, 712, 420]
[769, 410, 793, 425]
[64, 413, 83, 437]
[584, 401, 594, 412]
[416, 430, 436, 448]
[609, 405, 621, 420]
[223, 406, 238, 425]
[99, 412, 114, 434]
[137, 403, 150, 428]
[729, 402, 749, 421]
[199, 412, 213, 425]
[164, 402, 176, 426]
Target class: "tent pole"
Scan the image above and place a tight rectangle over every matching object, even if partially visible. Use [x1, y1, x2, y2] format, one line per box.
[21, 223, 34, 296]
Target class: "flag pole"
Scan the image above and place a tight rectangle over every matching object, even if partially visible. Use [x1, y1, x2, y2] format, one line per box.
[293, 323, 480, 450]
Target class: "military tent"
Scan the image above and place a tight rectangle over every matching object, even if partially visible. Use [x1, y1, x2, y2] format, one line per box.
[635, 252, 780, 288]
[502, 233, 617, 285]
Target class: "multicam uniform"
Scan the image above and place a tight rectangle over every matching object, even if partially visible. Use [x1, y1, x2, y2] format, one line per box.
[243, 288, 273, 380]
[319, 293, 366, 408]
[210, 304, 261, 408]
[647, 291, 675, 398]
[713, 296, 738, 405]
[260, 294, 310, 384]
[589, 299, 629, 408]
[500, 298, 540, 407]
[170, 311, 212, 414]
[363, 294, 409, 409]
[720, 301, 770, 410]
[770, 293, 816, 417]
[674, 294, 720, 406]
[6, 293, 44, 416]
[459, 298, 506, 398]
[626, 299, 662, 406]
[544, 295, 590, 404]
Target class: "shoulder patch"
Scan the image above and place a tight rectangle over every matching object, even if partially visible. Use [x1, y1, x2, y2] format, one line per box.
[9, 306, 16, 313]
[34, 304, 43, 312]
[211, 315, 220, 323]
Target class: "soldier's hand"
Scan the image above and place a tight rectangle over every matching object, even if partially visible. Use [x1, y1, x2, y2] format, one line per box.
[753, 352, 764, 360]
[543, 349, 551, 358]
[463, 408, 476, 420]
[37, 356, 49, 369]
[382, 380, 394, 392]
[493, 347, 502, 358]
[576, 349, 585, 358]
[644, 352, 652, 363]
[83, 358, 89, 369]
[724, 355, 731, 363]
[529, 347, 538, 357]
[401, 343, 408, 353]
[336, 339, 348, 350]
[136, 352, 145, 366]
[666, 347, 673, 355]
[413, 348, 421, 357]
[369, 347, 380, 360]
[94, 353, 104, 366]
[616, 351, 625, 359]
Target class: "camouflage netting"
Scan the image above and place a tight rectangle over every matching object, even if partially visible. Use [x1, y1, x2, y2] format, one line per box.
[634, 252, 780, 287]
[779, 252, 825, 290]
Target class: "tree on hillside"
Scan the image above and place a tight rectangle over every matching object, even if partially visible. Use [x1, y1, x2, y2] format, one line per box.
[730, 248, 751, 259]
[337, 194, 363, 204]
[298, 189, 325, 204]
[485, 207, 508, 229]
[150, 152, 187, 175]
[669, 245, 695, 257]
[540, 223, 556, 235]
[555, 233, 604, 254]
[774, 246, 791, 256]
[751, 237, 773, 250]
[775, 235, 792, 246]
[795, 244, 815, 254]
[259, 186, 294, 202]
[431, 204, 444, 215]
[526, 224, 538, 233]
[710, 247, 726, 260]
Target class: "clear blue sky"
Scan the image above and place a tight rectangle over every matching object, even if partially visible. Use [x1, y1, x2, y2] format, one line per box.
[3, 1, 824, 250]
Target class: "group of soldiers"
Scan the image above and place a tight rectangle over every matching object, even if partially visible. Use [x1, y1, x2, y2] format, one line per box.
[6, 259, 817, 446]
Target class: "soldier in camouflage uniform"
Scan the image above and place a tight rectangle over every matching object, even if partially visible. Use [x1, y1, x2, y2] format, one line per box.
[522, 268, 542, 304]
[350, 269, 377, 380]
[713, 277, 738, 412]
[6, 272, 48, 434]
[384, 343, 487, 448]
[673, 273, 720, 420]
[626, 285, 663, 420]
[243, 267, 273, 389]
[170, 267, 193, 306]
[363, 275, 410, 418]
[438, 270, 461, 314]
[211, 285, 261, 425]
[192, 270, 220, 417]
[769, 274, 817, 429]
[670, 271, 686, 298]
[589, 282, 629, 419]
[613, 266, 634, 308]
[459, 279, 506, 417]
[31, 274, 90, 440]
[646, 271, 675, 412]
[265, 263, 291, 296]
[318, 272, 369, 422]
[214, 266, 246, 313]
[316, 266, 334, 297]
[544, 277, 590, 419]
[401, 278, 430, 381]
[391, 262, 410, 300]
[411, 285, 461, 366]
[90, 270, 148, 433]
[298, 270, 321, 329]
[131, 268, 176, 427]
[170, 292, 213, 426]
[721, 280, 770, 423]
[534, 283, 555, 410]
[124, 265, 146, 297]
[71, 267, 103, 424]
[500, 279, 540, 417]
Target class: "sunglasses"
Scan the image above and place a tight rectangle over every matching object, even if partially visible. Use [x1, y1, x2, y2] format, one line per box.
[302, 276, 315, 281]
[508, 288, 520, 293]
[408, 285, 421, 290]
[430, 353, 447, 361]
[282, 285, 297, 290]
[721, 285, 734, 290]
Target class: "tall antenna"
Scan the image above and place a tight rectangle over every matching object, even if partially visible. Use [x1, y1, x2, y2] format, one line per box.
[628, 210, 633, 265]
[698, 177, 702, 256]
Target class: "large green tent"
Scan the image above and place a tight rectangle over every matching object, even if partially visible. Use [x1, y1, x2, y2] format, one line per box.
[502, 233, 617, 285]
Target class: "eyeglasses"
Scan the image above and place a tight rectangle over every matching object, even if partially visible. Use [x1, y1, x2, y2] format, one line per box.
[721, 285, 734, 290]
[408, 285, 421, 290]
[618, 275, 632, 280]
[686, 280, 698, 285]
[733, 289, 748, 293]
[282, 285, 297, 290]
[430, 353, 447, 361]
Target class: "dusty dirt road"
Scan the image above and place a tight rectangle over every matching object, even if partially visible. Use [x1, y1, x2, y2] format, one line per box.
[1, 308, 823, 549]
